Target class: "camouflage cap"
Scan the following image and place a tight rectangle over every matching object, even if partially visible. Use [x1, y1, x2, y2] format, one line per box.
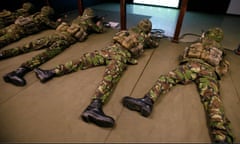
[41, 6, 54, 16]
[82, 8, 95, 18]
[22, 2, 34, 11]
[137, 19, 152, 33]
[203, 27, 224, 43]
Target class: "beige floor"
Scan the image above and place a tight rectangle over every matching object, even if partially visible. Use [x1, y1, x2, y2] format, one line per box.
[0, 27, 239, 143]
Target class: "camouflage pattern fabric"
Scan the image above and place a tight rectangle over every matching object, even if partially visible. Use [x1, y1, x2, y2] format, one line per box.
[0, 2, 35, 29]
[54, 43, 131, 103]
[47, 20, 158, 103]
[0, 6, 58, 48]
[20, 32, 76, 70]
[0, 32, 76, 60]
[146, 60, 233, 143]
[0, 8, 104, 70]
[144, 27, 234, 143]
[183, 42, 223, 66]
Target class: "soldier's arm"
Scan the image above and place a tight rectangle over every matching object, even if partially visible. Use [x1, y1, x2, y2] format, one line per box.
[43, 17, 62, 29]
[87, 18, 104, 33]
[144, 34, 159, 49]
[215, 47, 230, 78]
[215, 57, 230, 78]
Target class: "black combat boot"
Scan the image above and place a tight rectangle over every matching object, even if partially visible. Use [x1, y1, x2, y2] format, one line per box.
[3, 66, 30, 86]
[0, 53, 5, 60]
[34, 68, 56, 83]
[122, 95, 154, 117]
[81, 99, 115, 128]
[234, 44, 240, 55]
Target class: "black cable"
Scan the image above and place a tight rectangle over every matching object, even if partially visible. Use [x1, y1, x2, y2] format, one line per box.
[150, 28, 171, 39]
[179, 33, 201, 39]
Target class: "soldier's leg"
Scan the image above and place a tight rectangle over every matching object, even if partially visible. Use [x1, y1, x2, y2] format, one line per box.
[93, 60, 127, 103]
[81, 59, 127, 128]
[122, 62, 198, 117]
[0, 20, 5, 30]
[0, 25, 22, 48]
[0, 35, 8, 49]
[34, 50, 106, 83]
[22, 40, 70, 70]
[0, 36, 53, 60]
[0, 27, 7, 36]
[196, 76, 234, 143]
[3, 38, 70, 86]
[0, 37, 54, 86]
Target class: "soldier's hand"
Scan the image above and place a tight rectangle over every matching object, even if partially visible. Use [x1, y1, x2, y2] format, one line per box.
[57, 18, 62, 23]
[96, 21, 101, 26]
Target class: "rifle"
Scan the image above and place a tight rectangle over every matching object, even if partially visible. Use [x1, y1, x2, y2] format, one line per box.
[92, 15, 104, 24]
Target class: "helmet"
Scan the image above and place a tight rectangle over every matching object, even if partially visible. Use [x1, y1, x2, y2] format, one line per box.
[41, 6, 54, 16]
[82, 8, 95, 18]
[137, 19, 152, 33]
[22, 2, 34, 12]
[203, 27, 224, 42]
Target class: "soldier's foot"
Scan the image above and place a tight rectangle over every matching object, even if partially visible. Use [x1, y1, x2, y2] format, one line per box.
[34, 68, 55, 83]
[0, 53, 5, 60]
[81, 108, 115, 128]
[234, 49, 240, 55]
[81, 110, 115, 128]
[122, 96, 153, 117]
[3, 67, 29, 86]
[81, 99, 115, 128]
[3, 71, 26, 86]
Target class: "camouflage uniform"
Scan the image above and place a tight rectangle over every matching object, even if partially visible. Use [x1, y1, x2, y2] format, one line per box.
[0, 2, 35, 29]
[2, 8, 104, 87]
[122, 28, 234, 143]
[33, 19, 159, 128]
[0, 6, 58, 48]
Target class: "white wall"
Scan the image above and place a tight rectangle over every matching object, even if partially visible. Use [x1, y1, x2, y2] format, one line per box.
[133, 0, 179, 8]
[227, 0, 240, 15]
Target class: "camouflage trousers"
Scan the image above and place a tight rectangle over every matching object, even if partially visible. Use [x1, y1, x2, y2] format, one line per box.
[0, 23, 49, 48]
[21, 33, 77, 70]
[146, 60, 234, 143]
[0, 24, 25, 48]
[0, 15, 18, 29]
[0, 17, 14, 29]
[53, 44, 132, 103]
[0, 32, 76, 70]
[0, 32, 76, 62]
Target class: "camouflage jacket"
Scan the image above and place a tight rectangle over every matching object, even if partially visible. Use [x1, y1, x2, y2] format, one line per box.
[0, 5, 35, 29]
[180, 40, 230, 78]
[56, 15, 104, 42]
[14, 12, 59, 35]
[112, 27, 159, 58]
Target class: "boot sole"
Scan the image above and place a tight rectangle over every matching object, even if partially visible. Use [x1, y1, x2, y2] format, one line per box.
[122, 99, 150, 117]
[3, 75, 25, 86]
[81, 112, 114, 128]
[35, 75, 48, 83]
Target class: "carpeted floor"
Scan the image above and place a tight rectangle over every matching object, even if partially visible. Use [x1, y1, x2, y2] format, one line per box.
[0, 26, 239, 142]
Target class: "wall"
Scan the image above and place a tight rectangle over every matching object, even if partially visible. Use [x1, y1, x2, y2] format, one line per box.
[49, 0, 102, 14]
[227, 0, 240, 15]
[186, 0, 230, 14]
